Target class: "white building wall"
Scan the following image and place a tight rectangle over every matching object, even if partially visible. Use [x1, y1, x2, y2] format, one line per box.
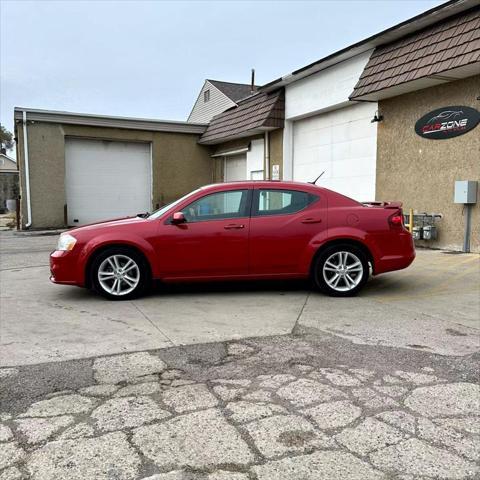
[246, 139, 264, 179]
[285, 50, 374, 120]
[283, 50, 378, 201]
[188, 81, 236, 123]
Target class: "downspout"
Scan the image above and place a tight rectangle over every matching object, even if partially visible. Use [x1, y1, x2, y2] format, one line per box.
[22, 110, 32, 228]
[264, 131, 270, 180]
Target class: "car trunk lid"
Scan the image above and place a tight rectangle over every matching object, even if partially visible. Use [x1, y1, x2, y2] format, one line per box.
[362, 201, 403, 209]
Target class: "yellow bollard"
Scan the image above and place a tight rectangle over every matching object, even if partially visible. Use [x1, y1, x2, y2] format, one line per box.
[409, 208, 414, 234]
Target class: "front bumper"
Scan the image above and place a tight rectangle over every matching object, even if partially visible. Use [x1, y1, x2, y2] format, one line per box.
[50, 250, 82, 286]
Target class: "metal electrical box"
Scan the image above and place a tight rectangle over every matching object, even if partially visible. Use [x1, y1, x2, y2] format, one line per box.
[454, 181, 478, 204]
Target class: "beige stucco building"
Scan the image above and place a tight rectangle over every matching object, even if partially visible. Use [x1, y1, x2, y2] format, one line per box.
[14, 109, 214, 229]
[375, 76, 480, 252]
[350, 3, 480, 252]
[14, 91, 285, 230]
[13, 1, 478, 256]
[0, 151, 19, 211]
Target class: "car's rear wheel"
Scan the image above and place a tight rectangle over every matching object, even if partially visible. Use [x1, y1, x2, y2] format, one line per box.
[90, 247, 149, 300]
[313, 245, 369, 297]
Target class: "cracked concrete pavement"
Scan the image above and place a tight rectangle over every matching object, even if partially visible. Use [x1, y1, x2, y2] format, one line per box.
[0, 231, 479, 479]
[1, 340, 479, 479]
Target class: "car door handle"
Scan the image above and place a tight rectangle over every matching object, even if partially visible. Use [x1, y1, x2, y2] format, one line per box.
[224, 224, 245, 229]
[301, 218, 322, 224]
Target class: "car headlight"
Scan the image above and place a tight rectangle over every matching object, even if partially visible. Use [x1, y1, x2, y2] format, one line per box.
[56, 233, 77, 251]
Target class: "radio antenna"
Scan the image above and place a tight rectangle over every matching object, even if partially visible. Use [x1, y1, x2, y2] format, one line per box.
[310, 171, 325, 184]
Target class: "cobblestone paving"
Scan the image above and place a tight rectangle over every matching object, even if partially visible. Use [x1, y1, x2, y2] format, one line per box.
[1, 340, 479, 479]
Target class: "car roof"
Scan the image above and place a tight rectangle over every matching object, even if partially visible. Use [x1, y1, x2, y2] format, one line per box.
[201, 180, 325, 191]
[196, 180, 363, 207]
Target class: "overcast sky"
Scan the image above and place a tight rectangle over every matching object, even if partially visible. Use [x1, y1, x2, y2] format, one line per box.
[1, 0, 444, 140]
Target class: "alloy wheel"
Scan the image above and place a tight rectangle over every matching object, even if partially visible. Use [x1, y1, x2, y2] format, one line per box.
[322, 251, 364, 292]
[97, 254, 140, 296]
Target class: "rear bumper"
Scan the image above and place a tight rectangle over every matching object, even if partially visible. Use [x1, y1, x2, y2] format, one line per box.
[373, 232, 416, 274]
[50, 251, 83, 286]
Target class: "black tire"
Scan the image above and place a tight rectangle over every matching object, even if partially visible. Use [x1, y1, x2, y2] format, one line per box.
[313, 244, 369, 297]
[90, 246, 150, 300]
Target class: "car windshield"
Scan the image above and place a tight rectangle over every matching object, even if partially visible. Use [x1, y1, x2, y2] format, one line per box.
[148, 187, 203, 219]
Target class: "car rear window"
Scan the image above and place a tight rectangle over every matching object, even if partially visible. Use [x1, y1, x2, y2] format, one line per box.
[253, 189, 318, 216]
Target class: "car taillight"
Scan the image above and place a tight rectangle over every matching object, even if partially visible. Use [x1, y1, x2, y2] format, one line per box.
[390, 215, 403, 225]
[389, 211, 404, 229]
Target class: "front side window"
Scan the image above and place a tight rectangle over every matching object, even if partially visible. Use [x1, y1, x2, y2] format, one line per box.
[148, 188, 202, 219]
[254, 189, 318, 216]
[183, 190, 249, 222]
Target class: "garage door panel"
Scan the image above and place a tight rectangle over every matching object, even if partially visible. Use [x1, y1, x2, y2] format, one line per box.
[296, 113, 329, 132]
[293, 148, 330, 168]
[294, 160, 332, 183]
[294, 122, 332, 147]
[331, 122, 351, 144]
[348, 137, 377, 159]
[298, 126, 330, 148]
[293, 147, 321, 167]
[331, 137, 376, 162]
[331, 141, 350, 162]
[65, 139, 151, 225]
[352, 118, 378, 141]
[292, 103, 377, 201]
[332, 119, 375, 143]
[322, 175, 375, 201]
[315, 127, 333, 147]
[332, 156, 376, 178]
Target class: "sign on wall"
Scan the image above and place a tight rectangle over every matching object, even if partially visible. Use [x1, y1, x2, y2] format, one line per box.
[415, 106, 480, 140]
[272, 164, 280, 181]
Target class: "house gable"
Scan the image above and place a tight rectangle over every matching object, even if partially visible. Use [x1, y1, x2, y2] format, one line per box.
[0, 153, 17, 171]
[187, 80, 237, 123]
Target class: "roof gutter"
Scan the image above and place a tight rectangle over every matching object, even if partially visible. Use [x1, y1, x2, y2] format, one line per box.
[211, 146, 250, 157]
[22, 110, 32, 229]
[13, 108, 207, 134]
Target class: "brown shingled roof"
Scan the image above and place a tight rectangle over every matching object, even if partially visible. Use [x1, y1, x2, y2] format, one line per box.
[208, 80, 257, 103]
[198, 90, 284, 145]
[350, 6, 480, 100]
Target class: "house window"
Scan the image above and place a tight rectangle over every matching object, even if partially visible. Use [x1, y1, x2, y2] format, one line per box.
[204, 90, 210, 102]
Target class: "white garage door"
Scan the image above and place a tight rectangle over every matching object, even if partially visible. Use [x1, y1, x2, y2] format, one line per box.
[292, 102, 377, 201]
[224, 154, 247, 182]
[223, 140, 265, 182]
[65, 139, 151, 226]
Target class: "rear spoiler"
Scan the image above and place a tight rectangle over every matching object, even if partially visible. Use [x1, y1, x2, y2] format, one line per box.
[362, 201, 403, 209]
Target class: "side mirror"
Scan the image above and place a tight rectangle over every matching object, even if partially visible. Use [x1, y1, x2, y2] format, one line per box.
[171, 212, 186, 225]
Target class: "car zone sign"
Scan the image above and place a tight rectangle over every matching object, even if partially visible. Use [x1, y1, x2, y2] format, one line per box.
[415, 106, 480, 140]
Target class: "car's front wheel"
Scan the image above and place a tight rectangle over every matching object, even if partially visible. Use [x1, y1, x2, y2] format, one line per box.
[90, 247, 149, 300]
[313, 245, 369, 297]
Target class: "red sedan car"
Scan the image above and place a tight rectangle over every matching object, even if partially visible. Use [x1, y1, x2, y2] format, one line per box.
[50, 181, 415, 300]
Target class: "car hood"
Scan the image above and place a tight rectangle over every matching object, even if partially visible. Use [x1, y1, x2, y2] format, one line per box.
[68, 216, 147, 235]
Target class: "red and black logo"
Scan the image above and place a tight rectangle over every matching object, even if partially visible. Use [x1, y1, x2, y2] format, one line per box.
[415, 106, 480, 140]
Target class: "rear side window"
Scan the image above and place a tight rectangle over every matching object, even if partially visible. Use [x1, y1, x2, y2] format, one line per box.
[253, 189, 318, 216]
